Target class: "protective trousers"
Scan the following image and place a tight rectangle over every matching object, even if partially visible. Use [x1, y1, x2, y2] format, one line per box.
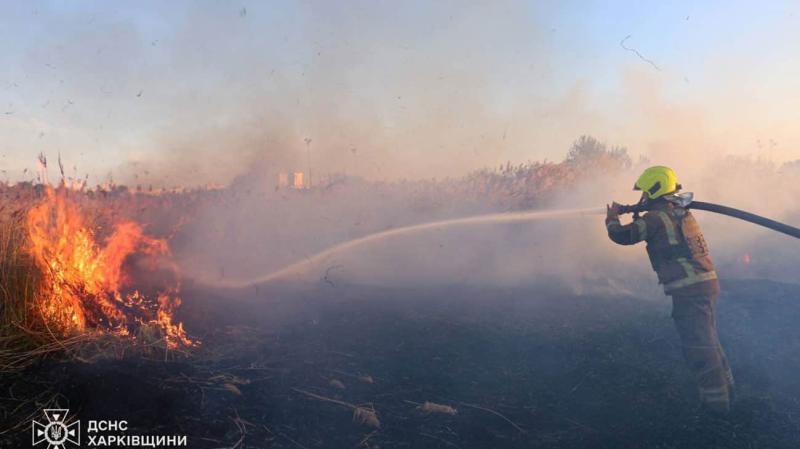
[671, 292, 734, 412]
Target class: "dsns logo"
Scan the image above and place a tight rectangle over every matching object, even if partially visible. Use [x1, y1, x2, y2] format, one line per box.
[32, 409, 80, 449]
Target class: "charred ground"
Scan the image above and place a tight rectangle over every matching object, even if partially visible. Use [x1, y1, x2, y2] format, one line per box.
[2, 278, 799, 449]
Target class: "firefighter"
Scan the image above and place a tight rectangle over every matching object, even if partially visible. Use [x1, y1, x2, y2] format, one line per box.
[606, 166, 734, 413]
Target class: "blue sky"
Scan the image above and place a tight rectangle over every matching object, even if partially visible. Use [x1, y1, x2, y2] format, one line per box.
[1, 1, 798, 185]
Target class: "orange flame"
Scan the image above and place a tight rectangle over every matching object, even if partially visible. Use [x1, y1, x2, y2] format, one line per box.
[25, 185, 192, 348]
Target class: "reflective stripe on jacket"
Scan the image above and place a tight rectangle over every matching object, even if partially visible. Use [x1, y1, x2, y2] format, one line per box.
[606, 200, 720, 295]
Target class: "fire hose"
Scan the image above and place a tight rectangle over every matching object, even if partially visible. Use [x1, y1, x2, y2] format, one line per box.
[618, 193, 800, 240]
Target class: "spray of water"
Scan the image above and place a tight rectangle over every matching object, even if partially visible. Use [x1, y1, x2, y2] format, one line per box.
[207, 207, 604, 289]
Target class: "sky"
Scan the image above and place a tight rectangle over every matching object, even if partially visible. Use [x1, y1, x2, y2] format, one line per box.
[1, 0, 799, 186]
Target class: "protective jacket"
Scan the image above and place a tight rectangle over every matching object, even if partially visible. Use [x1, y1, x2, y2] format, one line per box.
[606, 199, 720, 296]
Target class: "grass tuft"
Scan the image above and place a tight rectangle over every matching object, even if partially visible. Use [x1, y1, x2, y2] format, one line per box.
[0, 205, 54, 370]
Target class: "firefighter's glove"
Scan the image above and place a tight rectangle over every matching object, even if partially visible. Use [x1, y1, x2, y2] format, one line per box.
[606, 202, 622, 221]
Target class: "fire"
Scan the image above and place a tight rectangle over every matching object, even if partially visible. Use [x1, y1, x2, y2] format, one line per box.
[25, 185, 192, 349]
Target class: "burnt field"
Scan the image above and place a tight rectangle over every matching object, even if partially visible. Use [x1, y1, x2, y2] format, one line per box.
[5, 3, 800, 447]
[2, 278, 799, 449]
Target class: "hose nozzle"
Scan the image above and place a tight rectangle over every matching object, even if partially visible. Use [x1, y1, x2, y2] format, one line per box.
[618, 203, 646, 214]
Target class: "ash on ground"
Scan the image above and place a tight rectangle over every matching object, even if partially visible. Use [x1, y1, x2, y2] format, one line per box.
[2, 278, 799, 449]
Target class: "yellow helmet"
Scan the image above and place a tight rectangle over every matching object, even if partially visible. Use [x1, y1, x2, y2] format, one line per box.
[634, 166, 680, 200]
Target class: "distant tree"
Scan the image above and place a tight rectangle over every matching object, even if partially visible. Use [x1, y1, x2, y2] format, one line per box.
[781, 160, 800, 173]
[565, 135, 631, 171]
[565, 135, 605, 164]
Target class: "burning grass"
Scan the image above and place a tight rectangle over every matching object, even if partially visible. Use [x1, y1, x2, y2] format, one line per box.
[0, 183, 194, 371]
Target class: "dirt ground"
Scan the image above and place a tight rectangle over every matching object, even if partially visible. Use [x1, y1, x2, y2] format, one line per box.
[2, 278, 799, 449]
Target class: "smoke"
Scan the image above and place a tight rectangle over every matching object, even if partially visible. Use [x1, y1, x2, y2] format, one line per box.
[173, 151, 650, 298]
[3, 3, 798, 187]
[3, 3, 800, 294]
[113, 1, 554, 186]
[173, 139, 800, 300]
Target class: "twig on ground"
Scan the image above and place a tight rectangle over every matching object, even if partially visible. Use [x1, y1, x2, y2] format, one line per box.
[408, 400, 458, 415]
[327, 368, 376, 384]
[292, 388, 352, 408]
[214, 409, 248, 449]
[458, 401, 526, 433]
[358, 430, 379, 448]
[292, 388, 381, 428]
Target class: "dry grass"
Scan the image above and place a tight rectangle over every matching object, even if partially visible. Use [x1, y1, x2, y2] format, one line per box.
[292, 388, 382, 429]
[0, 190, 191, 372]
[0, 209, 107, 371]
[417, 401, 458, 416]
[0, 205, 59, 371]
